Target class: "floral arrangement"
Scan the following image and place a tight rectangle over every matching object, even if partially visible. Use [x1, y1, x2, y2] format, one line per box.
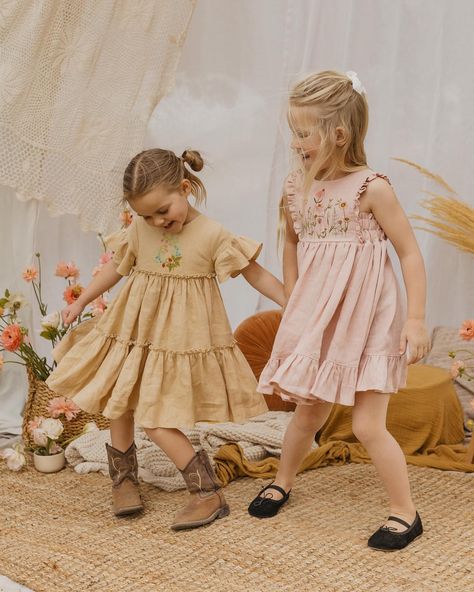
[0, 397, 97, 470]
[0, 254, 105, 380]
[27, 396, 81, 456]
[449, 321, 474, 433]
[0, 211, 133, 472]
[449, 319, 474, 381]
[0, 212, 133, 381]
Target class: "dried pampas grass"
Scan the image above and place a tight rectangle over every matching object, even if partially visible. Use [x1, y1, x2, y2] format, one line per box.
[394, 158, 474, 255]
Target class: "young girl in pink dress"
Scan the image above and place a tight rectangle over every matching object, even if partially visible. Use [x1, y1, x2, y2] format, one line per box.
[248, 71, 431, 551]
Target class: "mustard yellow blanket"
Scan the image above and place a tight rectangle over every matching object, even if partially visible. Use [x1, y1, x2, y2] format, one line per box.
[214, 365, 474, 485]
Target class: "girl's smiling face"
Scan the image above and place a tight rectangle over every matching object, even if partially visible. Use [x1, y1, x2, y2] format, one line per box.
[288, 106, 322, 170]
[128, 180, 195, 234]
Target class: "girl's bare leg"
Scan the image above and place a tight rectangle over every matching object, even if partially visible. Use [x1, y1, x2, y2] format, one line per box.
[352, 390, 416, 531]
[269, 399, 333, 498]
[144, 426, 196, 470]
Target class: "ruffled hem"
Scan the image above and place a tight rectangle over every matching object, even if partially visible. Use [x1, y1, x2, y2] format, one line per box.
[46, 331, 268, 429]
[258, 352, 407, 406]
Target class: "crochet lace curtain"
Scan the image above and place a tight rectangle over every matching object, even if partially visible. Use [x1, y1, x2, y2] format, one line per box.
[0, 0, 196, 233]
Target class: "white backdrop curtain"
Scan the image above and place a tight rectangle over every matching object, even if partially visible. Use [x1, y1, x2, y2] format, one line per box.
[1, 0, 473, 436]
[0, 0, 196, 233]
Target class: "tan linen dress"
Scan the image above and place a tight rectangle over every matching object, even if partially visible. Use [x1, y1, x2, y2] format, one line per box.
[46, 214, 268, 428]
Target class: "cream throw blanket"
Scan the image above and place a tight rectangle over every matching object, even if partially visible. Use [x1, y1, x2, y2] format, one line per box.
[65, 412, 301, 491]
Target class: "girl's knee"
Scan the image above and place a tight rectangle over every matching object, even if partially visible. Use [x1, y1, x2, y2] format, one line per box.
[143, 426, 160, 439]
[110, 409, 134, 425]
[294, 403, 330, 432]
[352, 418, 387, 444]
[143, 425, 172, 440]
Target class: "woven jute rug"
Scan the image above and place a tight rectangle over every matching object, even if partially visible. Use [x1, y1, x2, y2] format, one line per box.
[0, 462, 472, 592]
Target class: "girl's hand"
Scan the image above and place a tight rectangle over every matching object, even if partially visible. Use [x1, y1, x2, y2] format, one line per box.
[62, 301, 85, 326]
[400, 319, 431, 364]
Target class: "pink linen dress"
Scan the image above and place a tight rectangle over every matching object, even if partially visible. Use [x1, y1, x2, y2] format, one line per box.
[258, 169, 408, 406]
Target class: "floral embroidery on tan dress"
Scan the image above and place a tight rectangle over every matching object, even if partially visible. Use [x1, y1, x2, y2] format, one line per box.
[155, 233, 182, 271]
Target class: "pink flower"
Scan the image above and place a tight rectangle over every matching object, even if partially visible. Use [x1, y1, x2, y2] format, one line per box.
[22, 266, 38, 282]
[49, 443, 63, 455]
[1, 324, 24, 351]
[47, 397, 80, 421]
[63, 284, 84, 305]
[55, 261, 80, 281]
[99, 252, 113, 265]
[91, 296, 107, 312]
[120, 211, 133, 227]
[91, 295, 107, 317]
[27, 416, 45, 433]
[450, 360, 465, 378]
[459, 320, 474, 341]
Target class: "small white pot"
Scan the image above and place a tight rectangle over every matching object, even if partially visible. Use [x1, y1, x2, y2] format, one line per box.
[33, 449, 65, 473]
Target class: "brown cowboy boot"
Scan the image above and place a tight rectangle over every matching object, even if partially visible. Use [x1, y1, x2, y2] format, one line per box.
[170, 450, 230, 531]
[106, 442, 143, 517]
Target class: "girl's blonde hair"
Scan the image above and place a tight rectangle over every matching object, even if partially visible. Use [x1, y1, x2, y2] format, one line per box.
[278, 70, 369, 248]
[123, 148, 207, 206]
[289, 70, 369, 187]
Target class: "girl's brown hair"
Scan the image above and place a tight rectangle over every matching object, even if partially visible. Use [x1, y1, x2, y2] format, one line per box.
[123, 148, 207, 205]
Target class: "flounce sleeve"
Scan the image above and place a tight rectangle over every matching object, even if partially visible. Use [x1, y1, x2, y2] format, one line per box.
[214, 233, 262, 283]
[284, 171, 303, 235]
[104, 220, 138, 276]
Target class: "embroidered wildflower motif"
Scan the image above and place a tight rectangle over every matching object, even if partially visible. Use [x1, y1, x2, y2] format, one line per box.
[155, 234, 182, 271]
[299, 189, 351, 239]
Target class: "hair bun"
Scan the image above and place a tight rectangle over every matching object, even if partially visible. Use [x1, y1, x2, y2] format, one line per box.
[181, 150, 204, 172]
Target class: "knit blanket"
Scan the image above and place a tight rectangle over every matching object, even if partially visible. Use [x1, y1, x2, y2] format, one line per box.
[65, 411, 300, 491]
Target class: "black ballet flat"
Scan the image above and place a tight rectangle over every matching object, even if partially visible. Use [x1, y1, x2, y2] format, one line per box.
[248, 483, 291, 518]
[368, 512, 423, 551]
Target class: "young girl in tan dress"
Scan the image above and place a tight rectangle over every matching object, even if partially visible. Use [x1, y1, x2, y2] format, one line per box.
[47, 148, 285, 530]
[247, 71, 431, 551]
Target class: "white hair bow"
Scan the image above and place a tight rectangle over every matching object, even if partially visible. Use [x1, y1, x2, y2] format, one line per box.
[345, 71, 366, 95]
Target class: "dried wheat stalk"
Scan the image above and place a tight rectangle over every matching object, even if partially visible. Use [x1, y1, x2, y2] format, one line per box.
[395, 158, 474, 255]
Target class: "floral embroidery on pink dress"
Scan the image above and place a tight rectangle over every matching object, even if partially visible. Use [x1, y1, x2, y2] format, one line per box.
[258, 168, 408, 406]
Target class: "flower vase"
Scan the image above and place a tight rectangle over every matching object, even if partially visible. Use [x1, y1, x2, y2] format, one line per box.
[33, 448, 65, 473]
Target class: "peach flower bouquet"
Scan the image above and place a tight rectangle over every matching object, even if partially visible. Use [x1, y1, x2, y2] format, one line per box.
[0, 213, 132, 381]
[449, 319, 474, 433]
[449, 320, 474, 382]
[0, 253, 106, 381]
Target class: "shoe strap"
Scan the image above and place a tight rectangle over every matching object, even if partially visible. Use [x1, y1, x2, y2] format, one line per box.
[386, 515, 412, 529]
[261, 483, 289, 498]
